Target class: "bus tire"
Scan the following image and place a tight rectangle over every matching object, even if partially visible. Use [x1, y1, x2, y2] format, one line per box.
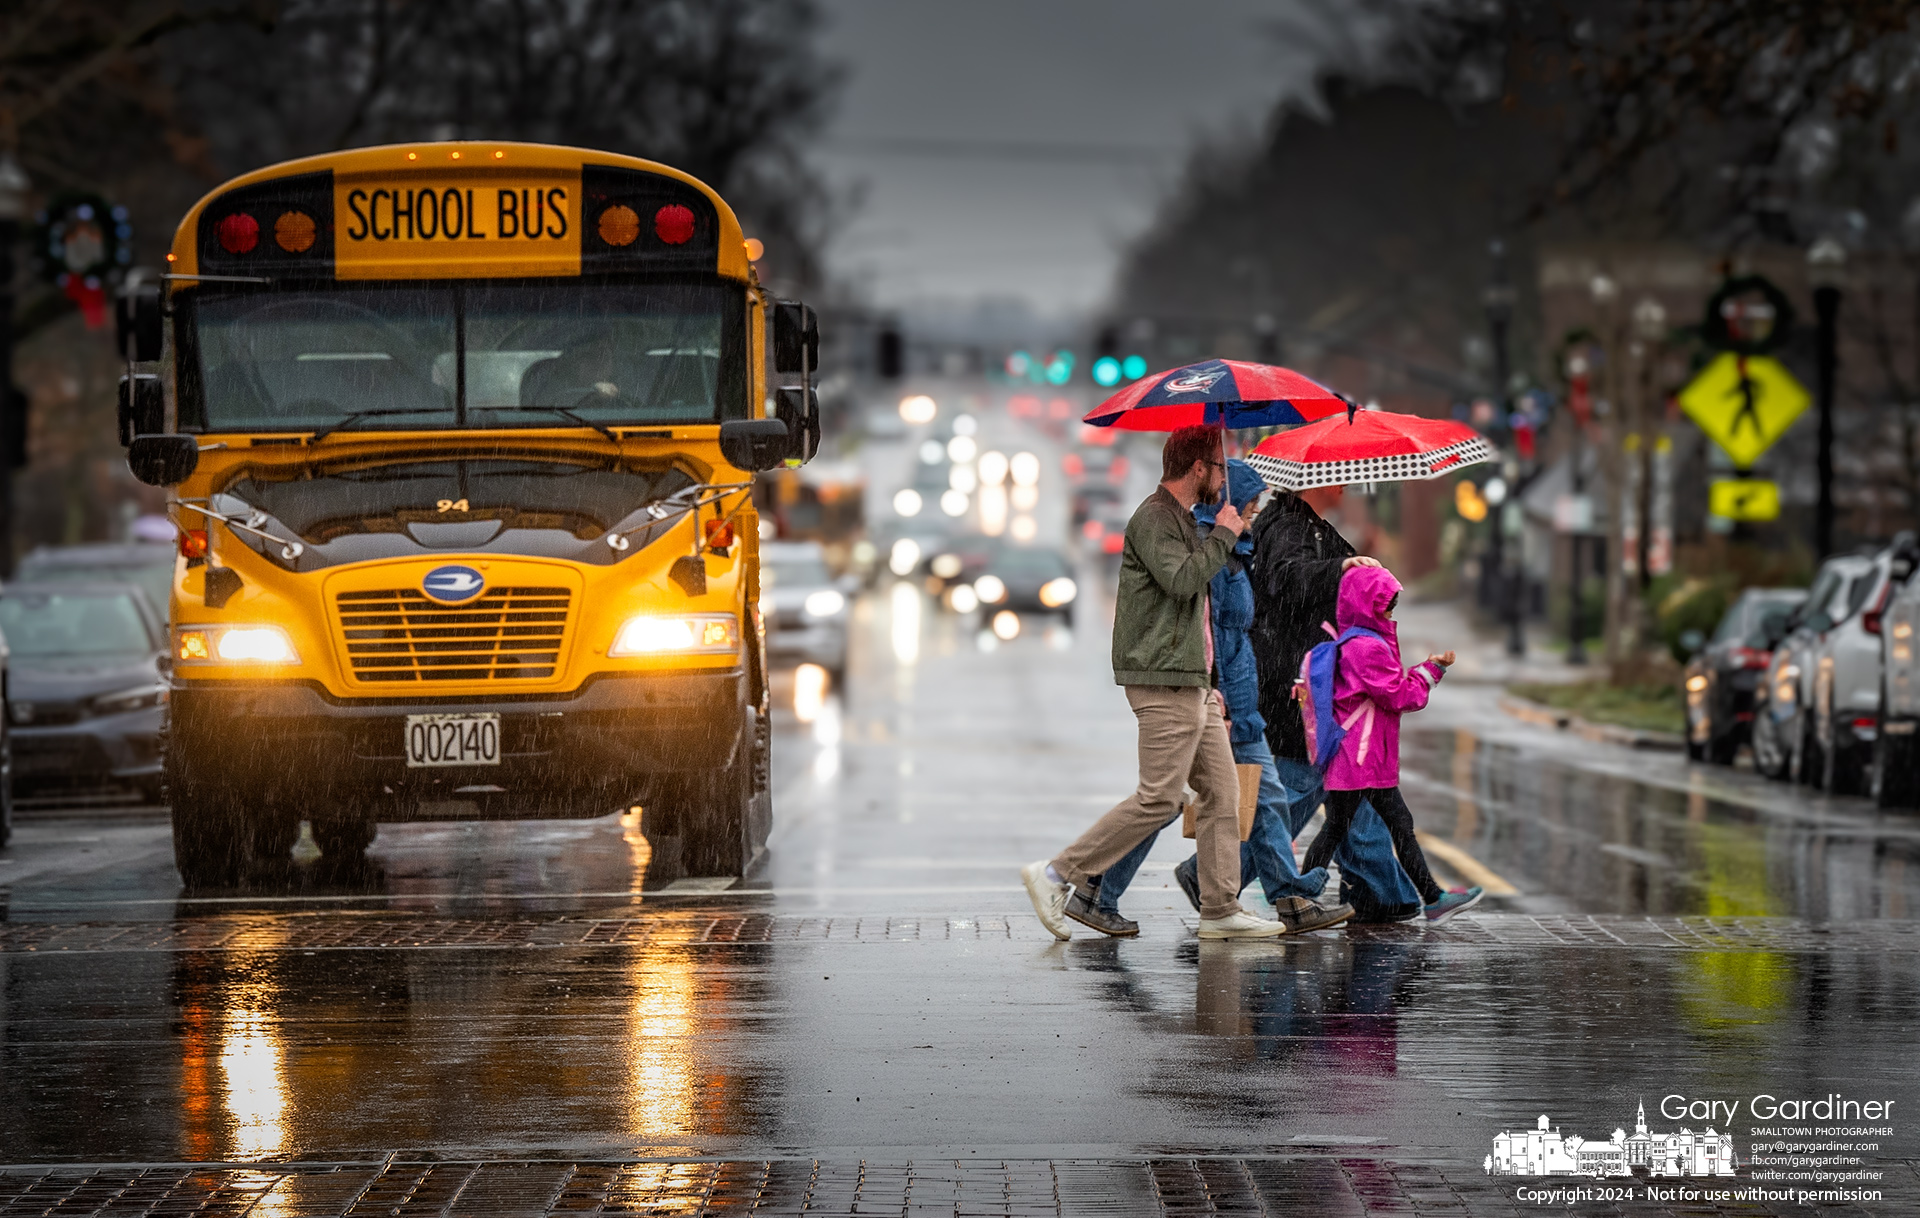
[313, 815, 378, 861]
[682, 709, 769, 878]
[166, 748, 297, 888]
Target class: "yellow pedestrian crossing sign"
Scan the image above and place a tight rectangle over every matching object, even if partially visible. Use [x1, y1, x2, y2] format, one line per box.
[1708, 478, 1781, 522]
[1678, 353, 1810, 468]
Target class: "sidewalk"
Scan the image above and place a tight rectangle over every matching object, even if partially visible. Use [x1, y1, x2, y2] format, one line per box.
[1393, 595, 1587, 686]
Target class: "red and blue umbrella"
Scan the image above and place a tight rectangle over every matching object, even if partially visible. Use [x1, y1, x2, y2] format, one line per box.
[1082, 358, 1352, 431]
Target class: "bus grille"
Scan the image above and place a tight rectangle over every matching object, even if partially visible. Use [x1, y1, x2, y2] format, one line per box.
[335, 587, 571, 682]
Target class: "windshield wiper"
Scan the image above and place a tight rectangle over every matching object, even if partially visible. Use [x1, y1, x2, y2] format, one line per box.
[472, 404, 618, 442]
[309, 408, 454, 443]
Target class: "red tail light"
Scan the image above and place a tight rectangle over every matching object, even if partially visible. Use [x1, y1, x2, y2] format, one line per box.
[1062, 453, 1084, 478]
[1102, 533, 1125, 554]
[1108, 456, 1130, 483]
[1853, 716, 1879, 730]
[1731, 647, 1771, 669]
[1863, 581, 1894, 635]
[179, 529, 208, 559]
[1082, 519, 1104, 540]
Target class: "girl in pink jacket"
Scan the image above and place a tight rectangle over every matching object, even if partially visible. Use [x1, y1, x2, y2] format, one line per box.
[1299, 564, 1483, 923]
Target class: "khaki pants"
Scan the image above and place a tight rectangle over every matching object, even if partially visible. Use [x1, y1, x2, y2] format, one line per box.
[1051, 685, 1244, 920]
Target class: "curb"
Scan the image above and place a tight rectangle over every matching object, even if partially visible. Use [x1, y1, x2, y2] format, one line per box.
[1497, 694, 1685, 752]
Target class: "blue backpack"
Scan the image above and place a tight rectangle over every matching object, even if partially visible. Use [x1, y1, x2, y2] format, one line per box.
[1294, 625, 1384, 773]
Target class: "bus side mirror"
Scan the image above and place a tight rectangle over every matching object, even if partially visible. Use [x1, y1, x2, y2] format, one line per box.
[117, 374, 164, 447]
[116, 278, 164, 363]
[777, 386, 819, 464]
[128, 435, 199, 486]
[773, 301, 818, 374]
[719, 419, 791, 472]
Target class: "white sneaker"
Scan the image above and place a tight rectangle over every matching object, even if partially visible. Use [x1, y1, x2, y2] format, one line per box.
[1197, 910, 1289, 939]
[1021, 860, 1072, 940]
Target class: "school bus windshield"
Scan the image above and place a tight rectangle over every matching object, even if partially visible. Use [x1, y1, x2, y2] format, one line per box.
[179, 278, 747, 433]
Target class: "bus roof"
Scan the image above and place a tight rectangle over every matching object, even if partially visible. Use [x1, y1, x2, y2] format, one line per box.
[168, 142, 752, 284]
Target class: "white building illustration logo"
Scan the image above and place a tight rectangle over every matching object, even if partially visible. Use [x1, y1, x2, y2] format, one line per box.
[1486, 1100, 1737, 1178]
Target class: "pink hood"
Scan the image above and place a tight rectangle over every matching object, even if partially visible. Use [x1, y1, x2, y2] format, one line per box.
[1324, 565, 1442, 790]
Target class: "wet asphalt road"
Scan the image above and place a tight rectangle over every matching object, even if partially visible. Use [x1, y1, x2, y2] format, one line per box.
[7, 503, 1920, 1209]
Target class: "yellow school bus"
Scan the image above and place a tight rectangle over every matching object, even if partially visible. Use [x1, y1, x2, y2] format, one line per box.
[120, 141, 817, 886]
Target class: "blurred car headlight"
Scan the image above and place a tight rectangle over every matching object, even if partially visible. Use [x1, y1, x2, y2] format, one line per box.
[1038, 577, 1078, 608]
[930, 553, 963, 579]
[889, 538, 921, 576]
[974, 574, 1007, 604]
[609, 613, 739, 657]
[94, 683, 170, 715]
[176, 625, 300, 664]
[1685, 674, 1708, 693]
[947, 584, 979, 614]
[804, 589, 846, 618]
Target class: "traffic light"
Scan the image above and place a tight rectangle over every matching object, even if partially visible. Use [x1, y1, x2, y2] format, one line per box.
[1092, 326, 1121, 386]
[877, 327, 903, 379]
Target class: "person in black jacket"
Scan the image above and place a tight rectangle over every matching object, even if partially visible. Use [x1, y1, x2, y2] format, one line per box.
[1247, 483, 1424, 922]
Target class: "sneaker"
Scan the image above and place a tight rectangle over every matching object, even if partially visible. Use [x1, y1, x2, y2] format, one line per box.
[1021, 860, 1073, 940]
[1173, 856, 1202, 913]
[1197, 909, 1289, 939]
[1065, 890, 1139, 937]
[1273, 896, 1355, 934]
[1423, 886, 1484, 924]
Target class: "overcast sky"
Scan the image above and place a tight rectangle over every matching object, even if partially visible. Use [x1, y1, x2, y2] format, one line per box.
[807, 0, 1343, 321]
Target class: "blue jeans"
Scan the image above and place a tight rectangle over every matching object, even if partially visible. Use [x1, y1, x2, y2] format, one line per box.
[1092, 738, 1329, 913]
[1271, 755, 1421, 920]
[1092, 749, 1421, 918]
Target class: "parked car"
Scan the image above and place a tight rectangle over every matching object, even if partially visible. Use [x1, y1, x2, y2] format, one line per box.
[14, 541, 176, 620]
[1751, 554, 1876, 783]
[0, 583, 168, 804]
[1810, 534, 1920, 792]
[1870, 548, 1920, 806]
[1683, 587, 1805, 764]
[760, 541, 852, 686]
[970, 545, 1079, 624]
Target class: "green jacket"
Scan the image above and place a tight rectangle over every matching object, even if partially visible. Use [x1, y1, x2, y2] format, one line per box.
[1111, 485, 1239, 686]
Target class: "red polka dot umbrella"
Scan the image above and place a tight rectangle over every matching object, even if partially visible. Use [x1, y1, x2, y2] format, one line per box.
[1245, 409, 1497, 493]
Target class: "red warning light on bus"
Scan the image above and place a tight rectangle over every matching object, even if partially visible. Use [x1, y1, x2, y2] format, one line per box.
[654, 204, 695, 245]
[216, 213, 260, 254]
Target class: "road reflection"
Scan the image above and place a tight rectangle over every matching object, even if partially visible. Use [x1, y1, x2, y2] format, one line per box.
[1403, 728, 1920, 919]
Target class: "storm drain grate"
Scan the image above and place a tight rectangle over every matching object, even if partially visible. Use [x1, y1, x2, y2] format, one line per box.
[1, 1158, 1907, 1217]
[6, 913, 1920, 956]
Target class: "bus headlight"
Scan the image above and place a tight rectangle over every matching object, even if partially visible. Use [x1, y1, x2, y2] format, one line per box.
[175, 625, 301, 664]
[1038, 577, 1078, 608]
[609, 614, 739, 657]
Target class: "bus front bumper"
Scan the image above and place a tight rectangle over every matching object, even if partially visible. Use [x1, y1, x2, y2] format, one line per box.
[168, 670, 746, 818]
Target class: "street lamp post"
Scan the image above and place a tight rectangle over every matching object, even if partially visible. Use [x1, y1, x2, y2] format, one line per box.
[1484, 239, 1522, 656]
[0, 151, 30, 578]
[1808, 237, 1846, 560]
[1565, 352, 1591, 666]
[1630, 296, 1668, 588]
